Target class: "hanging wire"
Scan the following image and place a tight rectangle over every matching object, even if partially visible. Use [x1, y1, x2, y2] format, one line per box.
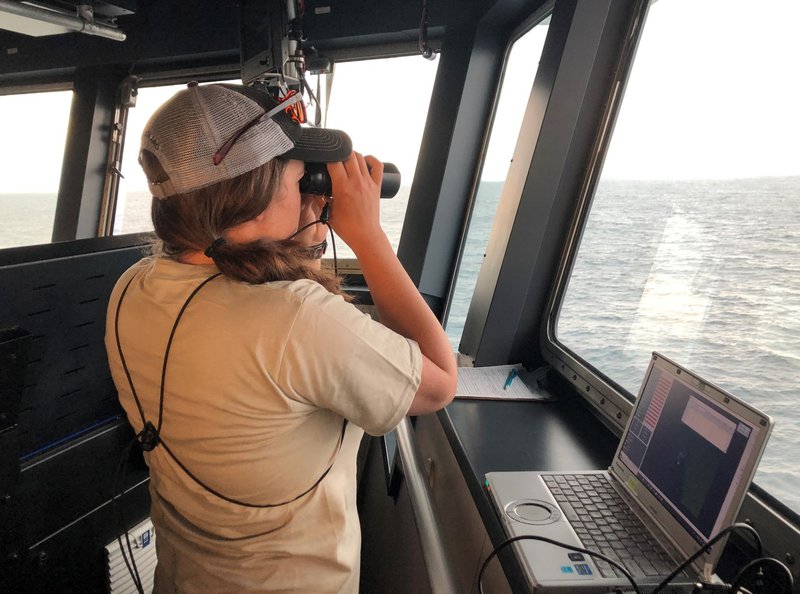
[419, 0, 436, 60]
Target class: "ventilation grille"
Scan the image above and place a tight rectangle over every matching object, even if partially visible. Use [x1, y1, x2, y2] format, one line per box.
[105, 517, 157, 594]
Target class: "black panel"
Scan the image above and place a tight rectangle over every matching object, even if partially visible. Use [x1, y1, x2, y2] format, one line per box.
[12, 421, 148, 553]
[0, 0, 455, 83]
[0, 0, 240, 82]
[0, 326, 30, 430]
[0, 233, 152, 267]
[3, 474, 149, 594]
[0, 240, 146, 458]
[0, 237, 150, 593]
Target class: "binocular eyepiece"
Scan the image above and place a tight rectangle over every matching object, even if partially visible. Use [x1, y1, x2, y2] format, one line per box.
[299, 162, 401, 198]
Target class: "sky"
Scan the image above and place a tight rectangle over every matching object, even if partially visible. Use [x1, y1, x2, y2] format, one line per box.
[1, 0, 799, 195]
[601, 0, 800, 180]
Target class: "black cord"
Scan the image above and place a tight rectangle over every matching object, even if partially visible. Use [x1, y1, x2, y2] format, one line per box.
[477, 534, 642, 594]
[290, 208, 339, 275]
[651, 523, 762, 594]
[478, 523, 770, 594]
[112, 438, 144, 594]
[111, 267, 350, 588]
[729, 556, 794, 594]
[114, 271, 348, 508]
[114, 276, 149, 428]
[418, 0, 435, 60]
[299, 71, 322, 126]
[156, 273, 222, 434]
[329, 230, 339, 276]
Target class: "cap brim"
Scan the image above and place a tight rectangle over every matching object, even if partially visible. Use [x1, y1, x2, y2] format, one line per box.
[283, 126, 352, 163]
[220, 83, 352, 163]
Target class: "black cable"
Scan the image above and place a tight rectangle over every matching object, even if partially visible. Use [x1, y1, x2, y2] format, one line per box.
[477, 534, 642, 594]
[111, 266, 350, 588]
[299, 71, 322, 126]
[418, 0, 435, 60]
[114, 276, 149, 428]
[292, 217, 325, 238]
[112, 438, 144, 594]
[156, 418, 347, 509]
[319, 205, 340, 276]
[115, 270, 348, 508]
[729, 556, 794, 594]
[290, 208, 338, 276]
[329, 230, 339, 276]
[652, 523, 762, 594]
[479, 523, 770, 594]
[156, 273, 222, 434]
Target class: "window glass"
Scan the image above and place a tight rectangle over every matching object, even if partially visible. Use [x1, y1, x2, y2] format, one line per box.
[0, 90, 72, 248]
[445, 19, 550, 349]
[320, 55, 439, 258]
[115, 56, 438, 248]
[115, 83, 190, 234]
[556, 0, 800, 511]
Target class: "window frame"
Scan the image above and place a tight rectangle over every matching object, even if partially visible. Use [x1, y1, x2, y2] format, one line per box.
[0, 82, 74, 250]
[540, 0, 651, 433]
[537, 0, 800, 566]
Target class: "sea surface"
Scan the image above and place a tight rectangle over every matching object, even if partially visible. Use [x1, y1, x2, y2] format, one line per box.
[2, 176, 798, 513]
[447, 176, 800, 514]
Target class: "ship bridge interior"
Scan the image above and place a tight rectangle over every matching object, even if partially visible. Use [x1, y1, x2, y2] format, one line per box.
[1, 0, 799, 592]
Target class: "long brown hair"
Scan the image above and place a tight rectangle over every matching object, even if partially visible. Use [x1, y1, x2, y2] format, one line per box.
[144, 154, 345, 295]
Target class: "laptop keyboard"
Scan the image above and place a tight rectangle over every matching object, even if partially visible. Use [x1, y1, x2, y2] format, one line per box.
[543, 474, 678, 580]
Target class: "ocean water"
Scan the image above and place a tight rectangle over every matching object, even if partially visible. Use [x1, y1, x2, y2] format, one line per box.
[556, 176, 800, 513]
[2, 177, 798, 513]
[444, 176, 800, 513]
[0, 193, 58, 249]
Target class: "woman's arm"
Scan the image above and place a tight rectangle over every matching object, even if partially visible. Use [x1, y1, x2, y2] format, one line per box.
[327, 153, 457, 415]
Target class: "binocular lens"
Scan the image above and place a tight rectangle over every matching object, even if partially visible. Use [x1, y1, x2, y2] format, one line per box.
[299, 162, 401, 198]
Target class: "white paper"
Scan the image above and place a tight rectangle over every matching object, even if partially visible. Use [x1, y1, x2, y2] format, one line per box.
[456, 364, 549, 400]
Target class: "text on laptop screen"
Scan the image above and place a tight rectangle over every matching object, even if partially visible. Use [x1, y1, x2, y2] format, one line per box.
[618, 366, 761, 544]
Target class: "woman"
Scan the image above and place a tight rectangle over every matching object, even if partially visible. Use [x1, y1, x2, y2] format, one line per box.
[105, 82, 457, 593]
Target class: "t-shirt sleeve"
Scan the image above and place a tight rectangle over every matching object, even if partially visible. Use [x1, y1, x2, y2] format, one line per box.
[276, 282, 422, 436]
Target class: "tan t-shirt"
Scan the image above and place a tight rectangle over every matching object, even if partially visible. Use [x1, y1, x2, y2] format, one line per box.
[105, 257, 422, 593]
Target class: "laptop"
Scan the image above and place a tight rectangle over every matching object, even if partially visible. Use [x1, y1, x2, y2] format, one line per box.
[485, 352, 773, 593]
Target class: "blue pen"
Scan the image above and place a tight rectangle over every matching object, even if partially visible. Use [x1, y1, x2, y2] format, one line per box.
[503, 368, 517, 390]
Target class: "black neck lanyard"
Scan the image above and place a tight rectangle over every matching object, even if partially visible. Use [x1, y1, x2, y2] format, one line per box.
[113, 269, 348, 508]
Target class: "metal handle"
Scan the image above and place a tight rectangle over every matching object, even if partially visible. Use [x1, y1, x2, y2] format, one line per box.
[395, 417, 458, 594]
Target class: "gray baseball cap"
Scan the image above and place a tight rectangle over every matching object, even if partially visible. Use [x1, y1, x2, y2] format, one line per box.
[140, 82, 352, 199]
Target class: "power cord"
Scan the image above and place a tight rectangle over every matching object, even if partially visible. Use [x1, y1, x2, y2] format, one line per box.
[651, 523, 761, 593]
[728, 556, 794, 594]
[111, 438, 145, 594]
[479, 522, 793, 594]
[477, 534, 642, 594]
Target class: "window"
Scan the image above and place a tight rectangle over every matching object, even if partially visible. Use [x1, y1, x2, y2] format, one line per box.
[556, 0, 800, 512]
[445, 19, 549, 349]
[317, 55, 439, 258]
[0, 90, 72, 249]
[115, 83, 191, 235]
[114, 56, 439, 249]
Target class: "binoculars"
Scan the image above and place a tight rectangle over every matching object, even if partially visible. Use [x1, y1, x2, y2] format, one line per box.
[300, 162, 401, 198]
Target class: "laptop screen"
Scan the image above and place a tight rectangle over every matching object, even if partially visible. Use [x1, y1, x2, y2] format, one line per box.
[618, 360, 765, 545]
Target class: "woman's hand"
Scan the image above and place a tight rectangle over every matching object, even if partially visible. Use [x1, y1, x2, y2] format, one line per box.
[326, 152, 385, 254]
[328, 153, 457, 415]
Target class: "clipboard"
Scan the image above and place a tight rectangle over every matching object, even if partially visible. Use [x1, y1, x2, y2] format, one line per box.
[455, 364, 554, 401]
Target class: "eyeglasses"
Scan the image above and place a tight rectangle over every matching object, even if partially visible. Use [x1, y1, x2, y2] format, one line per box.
[281, 89, 306, 124]
[213, 91, 305, 166]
